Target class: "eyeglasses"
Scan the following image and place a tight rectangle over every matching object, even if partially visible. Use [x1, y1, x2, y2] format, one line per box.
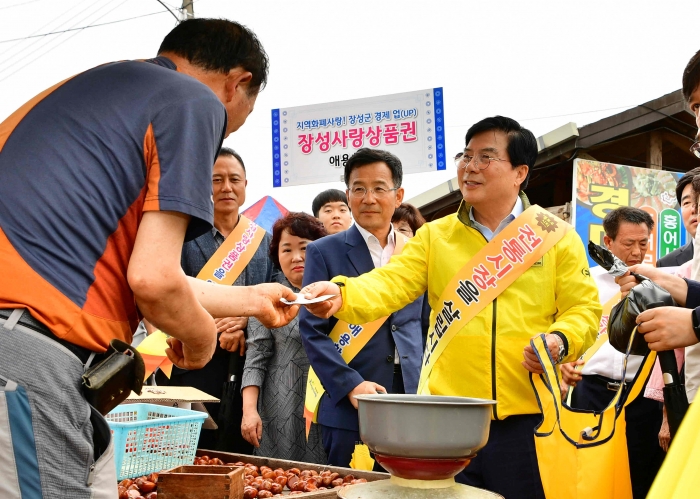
[690, 141, 700, 159]
[349, 186, 398, 199]
[455, 153, 509, 170]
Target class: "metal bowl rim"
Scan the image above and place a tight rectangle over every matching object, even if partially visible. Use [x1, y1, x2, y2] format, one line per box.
[354, 394, 497, 406]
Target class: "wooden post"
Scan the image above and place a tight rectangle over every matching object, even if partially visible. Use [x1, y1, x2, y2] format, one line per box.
[647, 131, 663, 170]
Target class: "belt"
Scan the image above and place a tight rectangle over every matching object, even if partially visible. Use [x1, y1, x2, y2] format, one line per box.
[0, 308, 106, 365]
[586, 374, 624, 392]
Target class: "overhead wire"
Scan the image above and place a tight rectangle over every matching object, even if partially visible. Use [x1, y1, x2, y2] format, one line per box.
[0, 0, 96, 64]
[0, 9, 172, 44]
[154, 0, 179, 21]
[0, 0, 133, 83]
[0, 0, 44, 11]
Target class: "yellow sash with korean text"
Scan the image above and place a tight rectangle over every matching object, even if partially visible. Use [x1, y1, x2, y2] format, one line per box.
[418, 205, 572, 395]
[303, 234, 408, 438]
[196, 215, 266, 284]
[138, 216, 265, 380]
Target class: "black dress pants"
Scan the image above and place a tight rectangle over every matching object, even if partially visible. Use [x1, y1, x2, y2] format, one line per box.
[570, 374, 665, 499]
[455, 413, 545, 499]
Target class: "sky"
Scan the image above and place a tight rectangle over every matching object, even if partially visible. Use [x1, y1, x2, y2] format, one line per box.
[0, 0, 698, 213]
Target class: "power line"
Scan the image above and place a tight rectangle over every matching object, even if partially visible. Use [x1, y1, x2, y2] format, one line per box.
[0, 0, 43, 10]
[0, 0, 116, 75]
[154, 0, 179, 21]
[445, 104, 638, 129]
[0, 0, 133, 83]
[0, 9, 169, 44]
[0, 0, 96, 62]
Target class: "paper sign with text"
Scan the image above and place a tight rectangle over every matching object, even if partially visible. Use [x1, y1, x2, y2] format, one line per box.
[271, 88, 446, 187]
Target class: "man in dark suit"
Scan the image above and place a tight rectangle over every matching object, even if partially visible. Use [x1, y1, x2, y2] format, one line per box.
[164, 147, 275, 453]
[300, 148, 428, 468]
[657, 167, 700, 267]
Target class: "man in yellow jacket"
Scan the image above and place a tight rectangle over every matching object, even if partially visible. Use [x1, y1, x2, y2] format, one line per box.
[302, 116, 601, 498]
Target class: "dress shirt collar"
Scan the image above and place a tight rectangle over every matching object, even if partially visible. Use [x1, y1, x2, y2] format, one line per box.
[468, 196, 524, 242]
[355, 222, 396, 249]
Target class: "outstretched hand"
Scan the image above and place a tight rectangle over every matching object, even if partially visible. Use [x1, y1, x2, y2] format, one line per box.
[299, 281, 343, 318]
[253, 283, 300, 329]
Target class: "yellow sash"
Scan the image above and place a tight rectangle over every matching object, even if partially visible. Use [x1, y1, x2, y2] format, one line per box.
[418, 205, 571, 395]
[137, 215, 265, 380]
[303, 233, 408, 438]
[196, 215, 266, 284]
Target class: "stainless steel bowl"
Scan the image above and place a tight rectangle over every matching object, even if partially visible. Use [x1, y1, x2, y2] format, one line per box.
[355, 394, 496, 458]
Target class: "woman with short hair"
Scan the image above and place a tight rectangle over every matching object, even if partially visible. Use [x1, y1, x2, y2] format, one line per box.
[240, 212, 328, 463]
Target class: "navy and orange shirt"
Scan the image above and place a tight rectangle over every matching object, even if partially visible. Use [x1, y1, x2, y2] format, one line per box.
[0, 56, 226, 352]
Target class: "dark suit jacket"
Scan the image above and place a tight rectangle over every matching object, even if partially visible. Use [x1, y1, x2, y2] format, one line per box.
[657, 242, 693, 267]
[299, 225, 428, 431]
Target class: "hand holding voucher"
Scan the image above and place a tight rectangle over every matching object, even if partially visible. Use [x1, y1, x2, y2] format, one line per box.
[298, 281, 343, 318]
[253, 283, 300, 328]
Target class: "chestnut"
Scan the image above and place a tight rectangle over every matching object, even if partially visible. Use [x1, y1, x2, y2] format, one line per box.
[243, 486, 258, 499]
[269, 483, 283, 494]
[258, 491, 273, 499]
[274, 475, 287, 487]
[139, 481, 156, 493]
[332, 478, 344, 487]
[343, 474, 355, 483]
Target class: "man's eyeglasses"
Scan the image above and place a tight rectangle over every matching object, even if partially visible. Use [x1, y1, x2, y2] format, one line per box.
[690, 141, 700, 159]
[349, 186, 398, 199]
[455, 153, 509, 170]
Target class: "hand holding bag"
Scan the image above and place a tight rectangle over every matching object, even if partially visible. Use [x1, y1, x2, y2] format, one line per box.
[607, 280, 675, 356]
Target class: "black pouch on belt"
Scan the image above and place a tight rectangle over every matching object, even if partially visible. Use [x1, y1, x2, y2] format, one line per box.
[82, 339, 145, 415]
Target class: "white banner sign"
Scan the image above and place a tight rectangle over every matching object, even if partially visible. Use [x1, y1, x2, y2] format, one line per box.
[271, 88, 446, 187]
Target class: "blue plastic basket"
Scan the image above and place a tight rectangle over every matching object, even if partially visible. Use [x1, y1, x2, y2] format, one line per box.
[106, 403, 207, 481]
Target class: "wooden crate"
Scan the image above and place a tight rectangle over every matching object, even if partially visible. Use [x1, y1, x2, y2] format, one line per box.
[158, 465, 245, 499]
[197, 450, 389, 499]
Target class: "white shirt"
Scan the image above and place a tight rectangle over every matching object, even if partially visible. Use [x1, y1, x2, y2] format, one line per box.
[582, 265, 643, 381]
[355, 223, 397, 268]
[469, 197, 524, 241]
[355, 223, 399, 364]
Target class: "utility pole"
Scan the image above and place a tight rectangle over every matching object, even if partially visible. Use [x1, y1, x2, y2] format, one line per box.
[180, 0, 194, 21]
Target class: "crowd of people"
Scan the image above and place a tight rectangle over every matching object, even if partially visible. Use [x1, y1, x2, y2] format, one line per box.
[2, 14, 700, 499]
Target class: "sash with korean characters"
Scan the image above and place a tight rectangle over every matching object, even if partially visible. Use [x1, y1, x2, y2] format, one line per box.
[138, 216, 265, 380]
[418, 205, 572, 395]
[304, 233, 408, 438]
[196, 215, 266, 284]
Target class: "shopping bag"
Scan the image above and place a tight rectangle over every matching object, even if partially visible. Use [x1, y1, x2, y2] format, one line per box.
[530, 332, 656, 499]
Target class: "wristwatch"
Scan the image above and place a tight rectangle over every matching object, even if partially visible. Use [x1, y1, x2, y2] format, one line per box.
[551, 334, 566, 364]
[692, 309, 700, 342]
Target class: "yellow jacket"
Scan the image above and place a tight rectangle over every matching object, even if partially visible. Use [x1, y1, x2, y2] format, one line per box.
[333, 193, 601, 419]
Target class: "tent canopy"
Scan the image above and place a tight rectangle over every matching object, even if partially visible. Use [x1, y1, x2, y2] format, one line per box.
[242, 196, 289, 233]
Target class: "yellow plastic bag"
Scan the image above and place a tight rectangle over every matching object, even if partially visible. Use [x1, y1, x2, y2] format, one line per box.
[530, 333, 656, 499]
[647, 384, 700, 498]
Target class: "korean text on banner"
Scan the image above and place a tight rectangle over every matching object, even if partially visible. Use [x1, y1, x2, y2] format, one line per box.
[571, 159, 686, 268]
[271, 88, 446, 187]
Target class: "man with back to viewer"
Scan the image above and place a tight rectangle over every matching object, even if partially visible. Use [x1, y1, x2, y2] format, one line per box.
[301, 116, 601, 498]
[0, 19, 297, 498]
